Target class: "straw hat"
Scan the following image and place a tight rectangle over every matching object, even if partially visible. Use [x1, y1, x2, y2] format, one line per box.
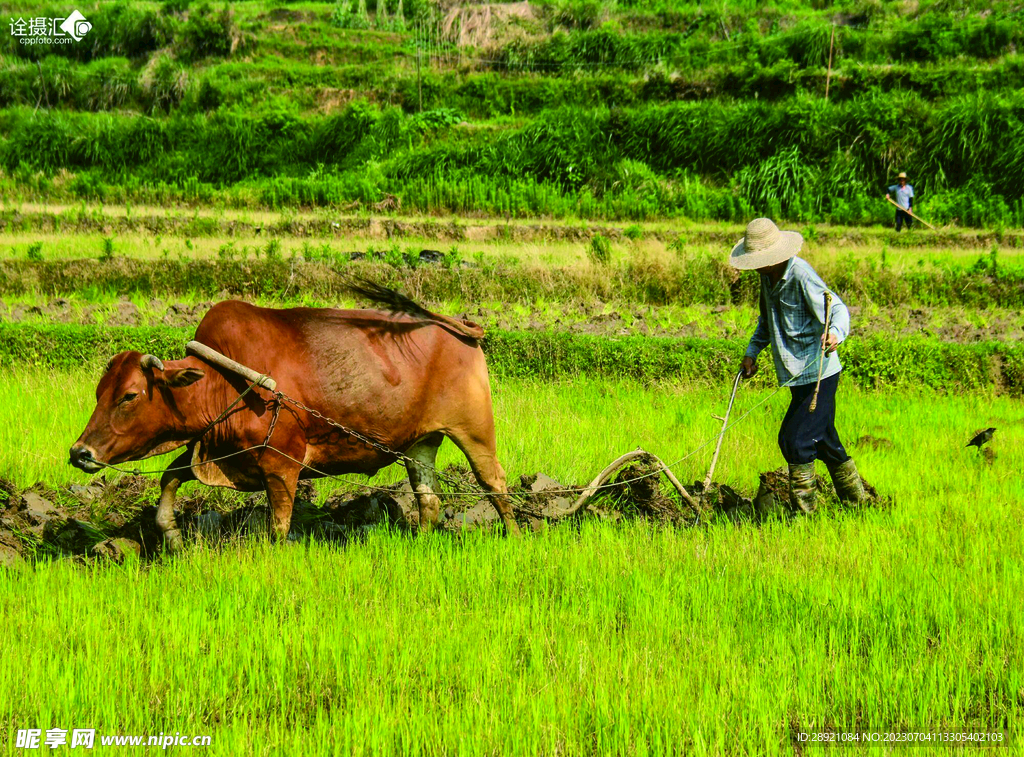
[729, 218, 803, 270]
[896, 171, 908, 179]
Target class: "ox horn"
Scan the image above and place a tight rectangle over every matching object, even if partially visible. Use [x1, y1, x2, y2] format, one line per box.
[139, 354, 165, 371]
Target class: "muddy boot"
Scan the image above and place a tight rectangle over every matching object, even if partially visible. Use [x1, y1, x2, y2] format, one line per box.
[788, 462, 818, 514]
[827, 458, 870, 505]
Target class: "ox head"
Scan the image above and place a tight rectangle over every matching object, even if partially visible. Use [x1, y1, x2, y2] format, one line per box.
[69, 352, 205, 474]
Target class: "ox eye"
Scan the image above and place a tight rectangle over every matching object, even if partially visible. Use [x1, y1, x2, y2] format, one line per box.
[118, 392, 138, 406]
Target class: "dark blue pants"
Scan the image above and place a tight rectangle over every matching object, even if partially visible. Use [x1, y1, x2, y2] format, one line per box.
[895, 209, 913, 231]
[778, 371, 851, 466]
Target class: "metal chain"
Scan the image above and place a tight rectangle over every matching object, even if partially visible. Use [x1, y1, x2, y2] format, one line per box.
[272, 392, 470, 489]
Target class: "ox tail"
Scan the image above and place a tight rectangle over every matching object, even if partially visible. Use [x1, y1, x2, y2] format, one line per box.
[346, 277, 485, 340]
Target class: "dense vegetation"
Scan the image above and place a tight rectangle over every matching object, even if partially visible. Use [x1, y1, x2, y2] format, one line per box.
[3, 246, 1023, 307]
[4, 322, 1023, 394]
[0, 0, 1021, 225]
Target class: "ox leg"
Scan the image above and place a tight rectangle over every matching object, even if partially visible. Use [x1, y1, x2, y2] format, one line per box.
[449, 431, 520, 536]
[406, 434, 444, 533]
[157, 451, 195, 554]
[263, 469, 300, 543]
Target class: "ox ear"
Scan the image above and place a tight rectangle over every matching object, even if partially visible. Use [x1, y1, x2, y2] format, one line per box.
[160, 367, 205, 388]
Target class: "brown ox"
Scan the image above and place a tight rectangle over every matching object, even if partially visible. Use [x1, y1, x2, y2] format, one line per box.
[69, 289, 518, 549]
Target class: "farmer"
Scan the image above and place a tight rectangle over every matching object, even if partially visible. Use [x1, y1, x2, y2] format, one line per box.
[731, 218, 869, 513]
[886, 171, 915, 232]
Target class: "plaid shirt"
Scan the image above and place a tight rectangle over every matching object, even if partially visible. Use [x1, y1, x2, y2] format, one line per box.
[744, 257, 850, 386]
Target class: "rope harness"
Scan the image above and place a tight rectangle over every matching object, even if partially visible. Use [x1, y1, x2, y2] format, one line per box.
[88, 343, 817, 505]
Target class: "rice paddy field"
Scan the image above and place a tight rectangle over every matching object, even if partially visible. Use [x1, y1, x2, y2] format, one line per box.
[1, 364, 1024, 754]
[3, 0, 1024, 752]
[2, 225, 1022, 754]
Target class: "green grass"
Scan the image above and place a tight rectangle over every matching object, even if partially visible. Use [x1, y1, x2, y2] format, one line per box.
[6, 322, 1024, 396]
[0, 520, 1019, 754]
[0, 371, 1021, 754]
[3, 367, 1021, 496]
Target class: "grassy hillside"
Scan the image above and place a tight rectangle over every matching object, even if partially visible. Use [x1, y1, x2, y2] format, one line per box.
[1, 0, 1022, 224]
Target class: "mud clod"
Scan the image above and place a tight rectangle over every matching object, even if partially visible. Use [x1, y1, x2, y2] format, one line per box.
[518, 473, 572, 518]
[90, 538, 142, 564]
[0, 455, 888, 565]
[855, 435, 894, 451]
[604, 457, 685, 524]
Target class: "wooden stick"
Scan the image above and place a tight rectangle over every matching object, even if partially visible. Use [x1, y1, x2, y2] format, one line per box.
[186, 341, 277, 391]
[824, 22, 835, 100]
[565, 449, 698, 517]
[704, 370, 742, 491]
[809, 292, 833, 413]
[885, 196, 936, 230]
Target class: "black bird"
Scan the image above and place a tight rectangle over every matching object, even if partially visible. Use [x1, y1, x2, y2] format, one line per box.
[966, 427, 996, 450]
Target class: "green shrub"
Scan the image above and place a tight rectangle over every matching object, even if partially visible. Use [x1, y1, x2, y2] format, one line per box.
[588, 234, 612, 265]
[264, 239, 282, 261]
[442, 246, 463, 270]
[100, 237, 115, 262]
[332, 0, 371, 29]
[177, 4, 241, 62]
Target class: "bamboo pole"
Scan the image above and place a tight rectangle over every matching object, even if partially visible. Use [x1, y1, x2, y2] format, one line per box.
[704, 371, 742, 491]
[809, 292, 833, 414]
[885, 196, 936, 230]
[825, 23, 836, 100]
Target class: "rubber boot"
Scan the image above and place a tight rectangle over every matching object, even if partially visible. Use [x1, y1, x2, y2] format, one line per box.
[788, 462, 818, 514]
[827, 458, 870, 505]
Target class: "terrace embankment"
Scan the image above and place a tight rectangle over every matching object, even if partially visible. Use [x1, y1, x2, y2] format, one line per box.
[3, 297, 1023, 344]
[2, 254, 1023, 308]
[3, 322, 1023, 393]
[5, 207, 1024, 248]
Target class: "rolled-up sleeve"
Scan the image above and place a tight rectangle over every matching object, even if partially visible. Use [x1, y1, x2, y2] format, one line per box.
[744, 288, 770, 359]
[801, 267, 850, 343]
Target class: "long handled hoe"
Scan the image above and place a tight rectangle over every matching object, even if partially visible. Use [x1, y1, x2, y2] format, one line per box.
[885, 196, 937, 230]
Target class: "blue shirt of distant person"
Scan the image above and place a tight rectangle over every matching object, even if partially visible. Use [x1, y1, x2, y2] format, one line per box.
[886, 172, 914, 232]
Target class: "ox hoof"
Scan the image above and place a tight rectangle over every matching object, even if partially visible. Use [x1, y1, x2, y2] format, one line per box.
[162, 529, 185, 554]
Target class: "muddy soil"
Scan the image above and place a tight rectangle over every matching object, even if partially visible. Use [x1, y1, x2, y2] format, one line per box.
[0, 465, 885, 567]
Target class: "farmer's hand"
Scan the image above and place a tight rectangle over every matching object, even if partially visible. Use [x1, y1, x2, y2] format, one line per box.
[885, 193, 890, 200]
[821, 332, 840, 354]
[741, 356, 757, 379]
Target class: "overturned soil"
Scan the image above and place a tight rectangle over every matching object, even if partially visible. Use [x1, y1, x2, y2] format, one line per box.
[0, 464, 886, 567]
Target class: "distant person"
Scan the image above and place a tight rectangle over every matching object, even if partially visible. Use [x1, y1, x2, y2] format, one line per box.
[886, 172, 915, 232]
[730, 218, 869, 513]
